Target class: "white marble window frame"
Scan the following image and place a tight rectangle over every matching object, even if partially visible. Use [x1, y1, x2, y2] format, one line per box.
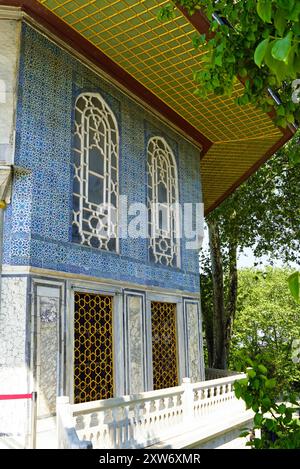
[72, 92, 120, 252]
[65, 281, 124, 403]
[147, 136, 181, 268]
[31, 279, 65, 418]
[123, 290, 148, 395]
[183, 298, 205, 382]
[63, 279, 202, 402]
[146, 293, 185, 390]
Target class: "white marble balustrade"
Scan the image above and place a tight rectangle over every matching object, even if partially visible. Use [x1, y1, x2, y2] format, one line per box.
[193, 375, 246, 419]
[57, 374, 246, 449]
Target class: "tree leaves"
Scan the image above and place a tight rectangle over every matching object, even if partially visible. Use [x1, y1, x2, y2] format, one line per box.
[157, 4, 175, 22]
[254, 38, 270, 67]
[288, 3, 300, 21]
[192, 33, 206, 49]
[160, 0, 300, 126]
[288, 272, 300, 304]
[278, 403, 287, 414]
[254, 413, 264, 426]
[247, 368, 257, 379]
[234, 358, 300, 448]
[231, 268, 300, 395]
[274, 9, 287, 36]
[271, 32, 293, 63]
[289, 144, 300, 165]
[276, 0, 295, 12]
[258, 364, 268, 374]
[257, 0, 272, 23]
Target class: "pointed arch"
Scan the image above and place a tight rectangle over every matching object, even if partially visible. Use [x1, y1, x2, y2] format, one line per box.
[147, 136, 180, 267]
[72, 92, 119, 252]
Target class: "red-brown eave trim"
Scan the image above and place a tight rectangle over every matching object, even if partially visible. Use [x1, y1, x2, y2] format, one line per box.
[204, 125, 296, 215]
[0, 0, 213, 153]
[176, 3, 211, 39]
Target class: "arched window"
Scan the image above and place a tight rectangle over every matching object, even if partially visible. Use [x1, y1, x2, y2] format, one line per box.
[72, 93, 119, 252]
[147, 137, 180, 268]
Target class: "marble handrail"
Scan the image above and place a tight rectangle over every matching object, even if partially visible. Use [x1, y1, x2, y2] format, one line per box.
[57, 374, 246, 449]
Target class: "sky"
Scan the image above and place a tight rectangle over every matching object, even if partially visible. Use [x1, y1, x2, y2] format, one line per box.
[238, 247, 299, 269]
[201, 225, 299, 270]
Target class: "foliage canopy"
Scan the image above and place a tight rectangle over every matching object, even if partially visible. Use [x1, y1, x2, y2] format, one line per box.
[235, 359, 300, 449]
[230, 268, 300, 394]
[159, 1, 300, 127]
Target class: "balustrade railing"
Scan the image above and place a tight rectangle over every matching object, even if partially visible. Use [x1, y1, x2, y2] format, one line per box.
[57, 374, 247, 449]
[205, 368, 242, 380]
[193, 375, 246, 419]
[56, 397, 92, 449]
[72, 385, 184, 449]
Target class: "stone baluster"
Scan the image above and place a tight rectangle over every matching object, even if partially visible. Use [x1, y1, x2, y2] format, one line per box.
[111, 407, 118, 448]
[207, 388, 212, 414]
[127, 405, 134, 446]
[122, 406, 129, 447]
[144, 400, 152, 436]
[133, 404, 140, 441]
[182, 377, 193, 424]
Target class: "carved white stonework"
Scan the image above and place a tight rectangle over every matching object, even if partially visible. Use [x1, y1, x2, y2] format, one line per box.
[58, 375, 248, 449]
[36, 285, 61, 418]
[127, 295, 145, 394]
[147, 137, 180, 267]
[185, 301, 205, 382]
[72, 92, 119, 252]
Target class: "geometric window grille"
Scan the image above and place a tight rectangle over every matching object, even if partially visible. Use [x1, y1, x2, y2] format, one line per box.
[151, 302, 178, 391]
[72, 93, 119, 252]
[74, 292, 114, 404]
[147, 137, 180, 267]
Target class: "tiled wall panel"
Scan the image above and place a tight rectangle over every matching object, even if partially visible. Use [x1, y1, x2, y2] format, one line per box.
[3, 23, 202, 293]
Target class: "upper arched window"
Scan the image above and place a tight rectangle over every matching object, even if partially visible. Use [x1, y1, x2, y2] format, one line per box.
[147, 137, 180, 268]
[72, 93, 119, 252]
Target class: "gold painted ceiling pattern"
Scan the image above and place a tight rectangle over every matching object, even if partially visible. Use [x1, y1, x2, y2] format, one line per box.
[37, 0, 285, 211]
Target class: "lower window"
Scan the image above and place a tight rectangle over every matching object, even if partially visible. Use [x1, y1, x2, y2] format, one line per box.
[151, 301, 178, 390]
[74, 292, 114, 403]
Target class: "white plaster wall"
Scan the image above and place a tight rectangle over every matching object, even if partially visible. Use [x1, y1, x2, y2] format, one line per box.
[0, 19, 20, 164]
[0, 276, 28, 447]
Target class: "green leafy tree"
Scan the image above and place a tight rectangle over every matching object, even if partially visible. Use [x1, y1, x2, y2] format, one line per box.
[235, 359, 300, 449]
[201, 136, 300, 369]
[288, 271, 300, 304]
[159, 0, 300, 126]
[230, 268, 300, 394]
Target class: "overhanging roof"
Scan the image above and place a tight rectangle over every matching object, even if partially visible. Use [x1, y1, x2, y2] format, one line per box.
[2, 0, 296, 213]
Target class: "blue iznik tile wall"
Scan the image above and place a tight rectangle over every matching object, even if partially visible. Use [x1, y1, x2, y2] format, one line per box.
[3, 23, 202, 293]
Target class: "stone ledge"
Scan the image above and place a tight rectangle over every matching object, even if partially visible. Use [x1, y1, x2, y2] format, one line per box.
[147, 409, 254, 449]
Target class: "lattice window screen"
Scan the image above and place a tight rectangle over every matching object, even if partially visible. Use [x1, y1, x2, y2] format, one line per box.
[74, 292, 114, 403]
[147, 137, 180, 267]
[72, 93, 119, 251]
[151, 301, 178, 390]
